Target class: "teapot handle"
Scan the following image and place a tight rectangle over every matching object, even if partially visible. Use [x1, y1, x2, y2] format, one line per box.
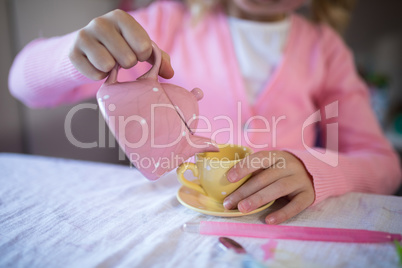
[105, 41, 162, 85]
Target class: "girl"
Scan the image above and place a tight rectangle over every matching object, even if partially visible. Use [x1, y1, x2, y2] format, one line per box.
[8, 0, 401, 224]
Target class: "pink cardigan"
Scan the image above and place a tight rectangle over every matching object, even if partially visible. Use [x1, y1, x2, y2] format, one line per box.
[9, 1, 401, 204]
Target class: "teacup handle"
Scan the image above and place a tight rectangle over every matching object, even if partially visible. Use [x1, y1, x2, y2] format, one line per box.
[105, 41, 162, 85]
[177, 162, 207, 196]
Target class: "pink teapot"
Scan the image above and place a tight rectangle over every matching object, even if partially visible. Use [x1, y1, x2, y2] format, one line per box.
[97, 42, 218, 180]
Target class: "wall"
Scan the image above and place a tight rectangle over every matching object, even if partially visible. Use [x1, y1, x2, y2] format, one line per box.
[344, 0, 402, 152]
[3, 0, 127, 164]
[0, 0, 23, 153]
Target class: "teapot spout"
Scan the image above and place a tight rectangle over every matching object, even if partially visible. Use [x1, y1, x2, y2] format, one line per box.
[186, 135, 220, 156]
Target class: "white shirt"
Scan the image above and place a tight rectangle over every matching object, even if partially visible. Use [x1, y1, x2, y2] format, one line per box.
[228, 16, 291, 104]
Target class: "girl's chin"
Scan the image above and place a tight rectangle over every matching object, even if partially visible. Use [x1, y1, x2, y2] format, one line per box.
[251, 0, 281, 3]
[234, 0, 305, 13]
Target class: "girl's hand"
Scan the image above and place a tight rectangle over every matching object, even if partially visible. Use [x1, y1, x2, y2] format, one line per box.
[223, 151, 315, 224]
[69, 9, 174, 80]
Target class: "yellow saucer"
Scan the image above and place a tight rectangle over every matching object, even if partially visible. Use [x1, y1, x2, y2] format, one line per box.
[176, 185, 275, 217]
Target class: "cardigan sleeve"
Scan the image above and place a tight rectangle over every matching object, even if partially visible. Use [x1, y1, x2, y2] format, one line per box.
[8, 31, 99, 108]
[8, 1, 185, 108]
[285, 25, 402, 205]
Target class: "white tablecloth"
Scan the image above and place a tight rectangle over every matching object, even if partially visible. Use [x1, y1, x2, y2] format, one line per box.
[0, 153, 401, 268]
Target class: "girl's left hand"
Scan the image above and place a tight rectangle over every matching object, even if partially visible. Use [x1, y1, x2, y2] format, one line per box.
[223, 150, 315, 224]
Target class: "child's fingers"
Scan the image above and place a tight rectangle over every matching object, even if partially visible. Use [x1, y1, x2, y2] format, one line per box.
[71, 9, 174, 80]
[94, 27, 138, 69]
[82, 39, 116, 74]
[69, 48, 109, 80]
[159, 51, 174, 79]
[223, 164, 291, 210]
[145, 49, 175, 79]
[94, 10, 174, 79]
[235, 175, 295, 213]
[265, 191, 314, 225]
[109, 9, 153, 62]
[227, 151, 279, 183]
[115, 10, 175, 78]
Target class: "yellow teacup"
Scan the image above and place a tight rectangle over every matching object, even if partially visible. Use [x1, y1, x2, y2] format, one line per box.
[177, 144, 253, 203]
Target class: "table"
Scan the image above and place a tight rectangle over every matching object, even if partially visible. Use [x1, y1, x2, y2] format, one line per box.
[0, 153, 401, 267]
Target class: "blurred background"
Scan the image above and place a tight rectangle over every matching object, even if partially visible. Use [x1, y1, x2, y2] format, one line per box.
[1, 0, 402, 165]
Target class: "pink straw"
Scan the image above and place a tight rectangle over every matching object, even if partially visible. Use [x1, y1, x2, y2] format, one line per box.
[186, 221, 402, 243]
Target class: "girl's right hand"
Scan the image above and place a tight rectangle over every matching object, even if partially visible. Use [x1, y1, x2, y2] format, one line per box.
[69, 9, 174, 80]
